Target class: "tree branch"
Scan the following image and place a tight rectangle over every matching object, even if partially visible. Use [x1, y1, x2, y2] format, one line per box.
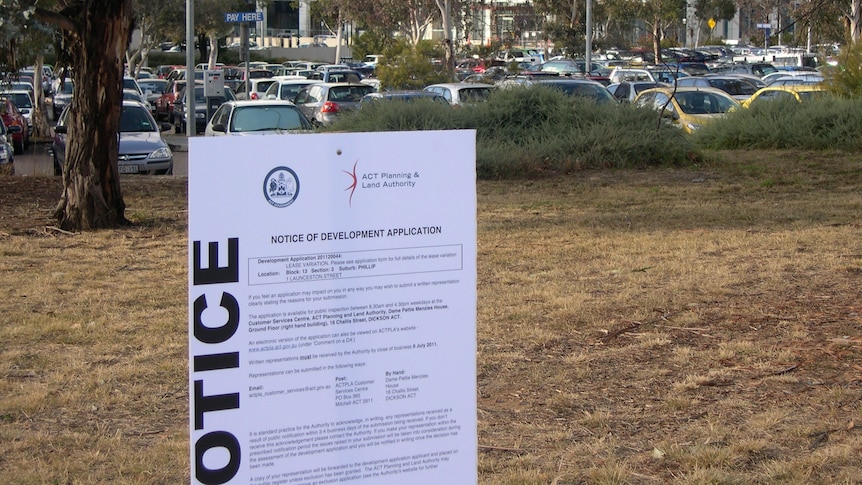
[34, 7, 75, 33]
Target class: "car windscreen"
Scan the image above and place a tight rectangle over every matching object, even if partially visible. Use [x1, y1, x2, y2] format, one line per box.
[459, 87, 491, 102]
[676, 91, 737, 114]
[139, 82, 166, 94]
[327, 85, 375, 102]
[6, 93, 32, 108]
[119, 106, 157, 132]
[230, 105, 311, 132]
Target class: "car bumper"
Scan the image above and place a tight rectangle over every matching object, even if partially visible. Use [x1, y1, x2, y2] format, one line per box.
[118, 156, 173, 174]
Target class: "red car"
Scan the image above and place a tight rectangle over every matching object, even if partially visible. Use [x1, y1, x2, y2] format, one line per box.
[155, 79, 186, 123]
[0, 96, 29, 154]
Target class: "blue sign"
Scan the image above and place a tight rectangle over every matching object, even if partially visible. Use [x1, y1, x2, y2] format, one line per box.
[224, 11, 263, 23]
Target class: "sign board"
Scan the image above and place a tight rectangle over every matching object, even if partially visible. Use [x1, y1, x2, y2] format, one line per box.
[188, 131, 478, 485]
[707, 18, 716, 30]
[756, 23, 771, 29]
[225, 11, 264, 23]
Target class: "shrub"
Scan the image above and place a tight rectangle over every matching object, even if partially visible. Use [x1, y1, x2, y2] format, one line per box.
[326, 85, 702, 179]
[824, 43, 862, 99]
[693, 96, 862, 150]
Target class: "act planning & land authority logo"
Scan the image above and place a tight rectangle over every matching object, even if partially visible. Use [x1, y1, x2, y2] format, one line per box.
[263, 166, 300, 208]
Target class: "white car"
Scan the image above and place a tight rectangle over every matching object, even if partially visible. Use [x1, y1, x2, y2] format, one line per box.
[422, 82, 494, 106]
[204, 100, 313, 136]
[263, 77, 318, 101]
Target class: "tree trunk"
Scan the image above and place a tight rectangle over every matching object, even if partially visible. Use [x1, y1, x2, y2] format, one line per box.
[52, 0, 134, 230]
[435, 0, 456, 78]
[851, 0, 862, 44]
[653, 16, 662, 65]
[31, 56, 52, 139]
[207, 33, 219, 69]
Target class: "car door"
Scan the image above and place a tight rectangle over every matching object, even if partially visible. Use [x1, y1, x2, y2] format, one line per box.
[293, 85, 322, 121]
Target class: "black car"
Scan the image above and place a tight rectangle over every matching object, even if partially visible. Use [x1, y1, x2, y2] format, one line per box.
[172, 82, 236, 134]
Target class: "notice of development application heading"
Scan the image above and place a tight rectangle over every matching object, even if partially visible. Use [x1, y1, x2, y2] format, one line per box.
[188, 131, 478, 485]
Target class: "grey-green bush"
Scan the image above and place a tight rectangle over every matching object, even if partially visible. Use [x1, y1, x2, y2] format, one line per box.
[326, 85, 702, 179]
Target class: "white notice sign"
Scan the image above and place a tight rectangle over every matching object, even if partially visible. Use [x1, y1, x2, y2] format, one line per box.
[188, 131, 477, 485]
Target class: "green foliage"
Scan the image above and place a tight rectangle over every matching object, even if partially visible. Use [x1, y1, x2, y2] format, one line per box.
[351, 28, 395, 60]
[376, 39, 450, 90]
[824, 43, 862, 99]
[325, 85, 701, 179]
[693, 96, 862, 150]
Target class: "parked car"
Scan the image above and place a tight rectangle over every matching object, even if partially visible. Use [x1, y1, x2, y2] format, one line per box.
[53, 101, 173, 176]
[137, 78, 168, 112]
[306, 69, 363, 83]
[499, 77, 616, 104]
[675, 75, 761, 101]
[263, 77, 318, 101]
[422, 82, 494, 106]
[0, 117, 19, 175]
[607, 81, 667, 103]
[234, 78, 278, 100]
[741, 85, 828, 108]
[172, 82, 236, 133]
[52, 78, 74, 118]
[359, 90, 449, 108]
[204, 100, 313, 136]
[123, 89, 155, 115]
[0, 90, 35, 135]
[293, 82, 375, 125]
[0, 95, 30, 154]
[155, 79, 186, 122]
[634, 86, 740, 133]
[710, 62, 779, 78]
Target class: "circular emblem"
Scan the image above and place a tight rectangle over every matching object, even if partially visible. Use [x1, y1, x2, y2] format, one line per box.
[263, 166, 300, 208]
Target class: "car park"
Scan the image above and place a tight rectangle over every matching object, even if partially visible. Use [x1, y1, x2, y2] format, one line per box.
[422, 82, 494, 106]
[0, 95, 30, 153]
[204, 100, 313, 136]
[741, 85, 828, 108]
[607, 81, 667, 103]
[263, 77, 318, 101]
[293, 82, 375, 125]
[53, 100, 173, 176]
[634, 86, 740, 133]
[172, 82, 236, 133]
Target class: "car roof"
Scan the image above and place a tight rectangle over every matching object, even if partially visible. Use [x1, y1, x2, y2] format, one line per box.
[220, 100, 299, 108]
[425, 82, 494, 88]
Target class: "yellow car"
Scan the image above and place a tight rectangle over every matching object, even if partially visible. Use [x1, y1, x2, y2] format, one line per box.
[741, 85, 828, 108]
[633, 86, 740, 133]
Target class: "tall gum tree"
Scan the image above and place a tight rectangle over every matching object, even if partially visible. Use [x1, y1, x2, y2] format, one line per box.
[36, 0, 135, 230]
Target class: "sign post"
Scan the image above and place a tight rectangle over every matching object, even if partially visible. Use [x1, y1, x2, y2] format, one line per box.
[225, 11, 265, 95]
[757, 23, 772, 49]
[188, 131, 479, 485]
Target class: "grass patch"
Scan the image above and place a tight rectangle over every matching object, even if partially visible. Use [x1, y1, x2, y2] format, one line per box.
[1, 151, 861, 482]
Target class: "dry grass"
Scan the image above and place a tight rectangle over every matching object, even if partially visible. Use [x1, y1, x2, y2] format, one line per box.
[1, 150, 861, 484]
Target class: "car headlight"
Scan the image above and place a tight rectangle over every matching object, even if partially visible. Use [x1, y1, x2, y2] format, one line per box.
[149, 147, 172, 159]
[684, 122, 701, 131]
[0, 144, 9, 160]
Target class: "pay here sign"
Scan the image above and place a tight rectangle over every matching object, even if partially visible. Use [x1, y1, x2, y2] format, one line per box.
[188, 131, 478, 485]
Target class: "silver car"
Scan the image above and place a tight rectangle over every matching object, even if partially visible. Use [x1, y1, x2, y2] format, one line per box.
[53, 100, 173, 175]
[293, 82, 375, 125]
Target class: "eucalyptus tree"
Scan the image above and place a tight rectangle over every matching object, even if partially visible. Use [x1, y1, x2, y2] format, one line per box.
[30, 0, 135, 230]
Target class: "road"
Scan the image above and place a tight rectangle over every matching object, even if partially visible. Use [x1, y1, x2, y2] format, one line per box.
[12, 135, 189, 177]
